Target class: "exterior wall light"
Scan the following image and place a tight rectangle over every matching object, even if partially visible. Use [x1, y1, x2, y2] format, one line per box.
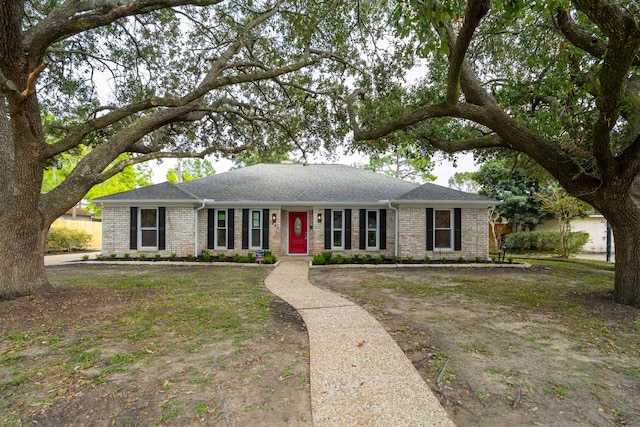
[271, 212, 277, 224]
[317, 212, 323, 223]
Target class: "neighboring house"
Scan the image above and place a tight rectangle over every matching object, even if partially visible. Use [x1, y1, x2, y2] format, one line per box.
[94, 163, 496, 259]
[60, 207, 95, 222]
[537, 214, 614, 253]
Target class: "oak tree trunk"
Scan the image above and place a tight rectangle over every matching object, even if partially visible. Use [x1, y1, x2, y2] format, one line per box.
[611, 225, 640, 307]
[0, 213, 53, 299]
[597, 189, 640, 308]
[0, 93, 54, 298]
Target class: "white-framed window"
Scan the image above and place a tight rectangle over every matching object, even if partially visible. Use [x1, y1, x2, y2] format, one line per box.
[216, 209, 227, 248]
[332, 210, 344, 249]
[250, 210, 261, 248]
[366, 210, 379, 249]
[139, 208, 158, 248]
[434, 209, 453, 249]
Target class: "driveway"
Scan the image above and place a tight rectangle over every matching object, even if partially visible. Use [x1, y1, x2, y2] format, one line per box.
[575, 252, 615, 262]
[44, 252, 100, 266]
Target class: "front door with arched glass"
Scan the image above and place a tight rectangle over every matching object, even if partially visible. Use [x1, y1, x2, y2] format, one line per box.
[288, 212, 308, 254]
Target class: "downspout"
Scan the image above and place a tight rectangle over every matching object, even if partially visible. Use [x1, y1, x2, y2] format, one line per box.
[194, 200, 212, 255]
[386, 200, 399, 258]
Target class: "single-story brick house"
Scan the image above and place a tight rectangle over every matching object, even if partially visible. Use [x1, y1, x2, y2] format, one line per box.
[94, 163, 496, 259]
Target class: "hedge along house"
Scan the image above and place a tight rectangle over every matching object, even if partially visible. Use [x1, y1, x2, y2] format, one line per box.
[94, 163, 496, 259]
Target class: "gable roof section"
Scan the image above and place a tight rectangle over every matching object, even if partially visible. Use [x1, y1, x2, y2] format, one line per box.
[395, 182, 496, 204]
[93, 181, 199, 202]
[94, 163, 495, 206]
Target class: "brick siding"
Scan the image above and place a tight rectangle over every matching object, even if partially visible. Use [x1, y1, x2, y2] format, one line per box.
[102, 206, 489, 259]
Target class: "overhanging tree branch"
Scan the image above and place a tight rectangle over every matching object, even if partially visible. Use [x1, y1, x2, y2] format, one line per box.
[556, 9, 640, 66]
[420, 133, 506, 153]
[445, 0, 489, 105]
[95, 143, 253, 183]
[24, 0, 227, 65]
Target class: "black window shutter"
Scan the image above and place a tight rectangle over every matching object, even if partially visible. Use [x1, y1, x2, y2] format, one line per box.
[324, 208, 331, 250]
[345, 209, 352, 250]
[379, 209, 387, 250]
[426, 208, 434, 250]
[158, 207, 166, 250]
[228, 209, 235, 249]
[262, 208, 270, 249]
[242, 209, 249, 250]
[454, 208, 462, 251]
[207, 209, 215, 249]
[130, 207, 138, 250]
[359, 209, 366, 250]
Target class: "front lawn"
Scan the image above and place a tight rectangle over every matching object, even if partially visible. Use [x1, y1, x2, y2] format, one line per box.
[310, 259, 640, 427]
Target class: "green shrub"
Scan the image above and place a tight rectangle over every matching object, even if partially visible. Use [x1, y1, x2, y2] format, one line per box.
[312, 254, 327, 265]
[330, 254, 346, 264]
[375, 255, 384, 263]
[139, 253, 147, 260]
[154, 254, 162, 260]
[124, 253, 131, 259]
[170, 253, 177, 260]
[202, 250, 211, 261]
[186, 253, 194, 261]
[504, 231, 589, 256]
[424, 255, 431, 262]
[110, 253, 117, 259]
[46, 228, 91, 252]
[362, 254, 372, 263]
[262, 250, 276, 264]
[218, 253, 227, 261]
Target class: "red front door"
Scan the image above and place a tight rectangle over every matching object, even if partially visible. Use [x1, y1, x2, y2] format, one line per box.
[289, 212, 308, 254]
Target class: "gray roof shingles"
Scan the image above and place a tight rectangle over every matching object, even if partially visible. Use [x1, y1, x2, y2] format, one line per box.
[94, 163, 494, 205]
[397, 182, 496, 202]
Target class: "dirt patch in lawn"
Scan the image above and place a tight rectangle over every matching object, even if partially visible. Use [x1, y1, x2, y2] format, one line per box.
[1, 264, 311, 426]
[310, 261, 640, 427]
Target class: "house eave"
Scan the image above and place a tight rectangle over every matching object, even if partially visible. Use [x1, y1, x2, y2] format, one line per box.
[97, 199, 497, 208]
[96, 199, 201, 207]
[392, 200, 497, 208]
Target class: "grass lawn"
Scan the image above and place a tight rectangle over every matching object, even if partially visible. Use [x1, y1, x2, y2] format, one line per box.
[0, 264, 311, 426]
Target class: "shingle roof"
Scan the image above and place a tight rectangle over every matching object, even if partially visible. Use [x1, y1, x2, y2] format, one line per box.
[179, 164, 419, 202]
[396, 182, 496, 203]
[94, 163, 495, 205]
[93, 181, 199, 201]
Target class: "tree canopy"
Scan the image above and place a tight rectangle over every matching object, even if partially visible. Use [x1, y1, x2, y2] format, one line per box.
[364, 144, 436, 182]
[473, 161, 552, 231]
[346, 0, 640, 306]
[166, 159, 215, 183]
[0, 0, 388, 298]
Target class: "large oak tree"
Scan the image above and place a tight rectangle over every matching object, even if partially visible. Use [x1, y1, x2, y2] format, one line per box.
[0, 0, 369, 299]
[347, 0, 640, 307]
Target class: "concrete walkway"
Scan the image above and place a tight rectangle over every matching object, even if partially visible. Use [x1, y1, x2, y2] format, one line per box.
[265, 257, 455, 427]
